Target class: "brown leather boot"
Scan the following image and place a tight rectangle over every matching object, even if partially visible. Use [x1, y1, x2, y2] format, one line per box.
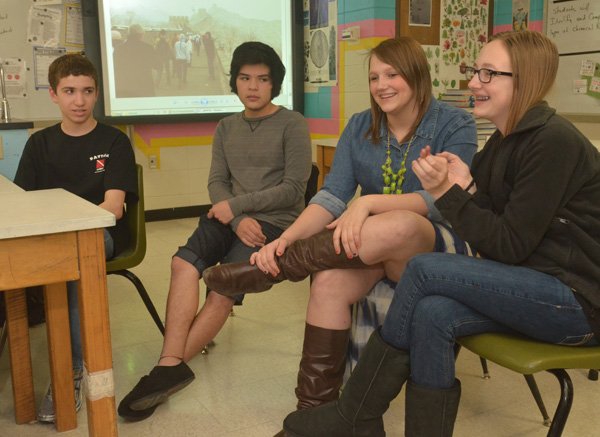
[272, 324, 350, 437]
[295, 323, 350, 409]
[283, 329, 410, 437]
[203, 229, 367, 297]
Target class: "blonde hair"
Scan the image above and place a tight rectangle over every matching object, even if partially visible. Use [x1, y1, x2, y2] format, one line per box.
[491, 31, 558, 135]
[367, 37, 432, 143]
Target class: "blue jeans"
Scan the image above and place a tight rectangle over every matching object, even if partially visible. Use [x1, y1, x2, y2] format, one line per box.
[67, 229, 114, 371]
[380, 253, 596, 389]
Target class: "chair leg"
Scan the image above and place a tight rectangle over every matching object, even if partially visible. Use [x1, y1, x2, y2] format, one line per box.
[588, 369, 598, 381]
[454, 343, 490, 379]
[479, 357, 490, 379]
[524, 374, 551, 427]
[109, 270, 165, 336]
[546, 369, 573, 437]
[200, 340, 216, 355]
[0, 320, 7, 358]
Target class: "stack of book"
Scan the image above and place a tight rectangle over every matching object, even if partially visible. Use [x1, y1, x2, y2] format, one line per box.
[475, 118, 496, 143]
[438, 89, 474, 109]
[438, 89, 497, 143]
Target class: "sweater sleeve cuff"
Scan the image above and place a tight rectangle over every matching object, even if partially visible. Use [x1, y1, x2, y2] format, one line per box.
[228, 196, 248, 217]
[415, 190, 443, 222]
[434, 183, 472, 212]
[230, 214, 247, 231]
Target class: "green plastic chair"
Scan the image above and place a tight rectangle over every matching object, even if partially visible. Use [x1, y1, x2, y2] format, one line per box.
[458, 332, 600, 436]
[106, 164, 165, 336]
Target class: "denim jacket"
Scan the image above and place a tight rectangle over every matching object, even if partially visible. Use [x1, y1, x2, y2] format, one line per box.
[310, 98, 478, 220]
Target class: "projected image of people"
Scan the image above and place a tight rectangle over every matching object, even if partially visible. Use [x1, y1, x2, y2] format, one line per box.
[113, 24, 160, 97]
[107, 0, 286, 99]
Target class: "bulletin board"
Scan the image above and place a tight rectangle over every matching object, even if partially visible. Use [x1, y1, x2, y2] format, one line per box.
[544, 0, 600, 116]
[0, 0, 84, 121]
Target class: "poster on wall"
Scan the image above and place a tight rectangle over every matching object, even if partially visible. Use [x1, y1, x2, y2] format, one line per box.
[512, 0, 529, 31]
[546, 0, 600, 55]
[304, 0, 337, 86]
[410, 0, 432, 26]
[493, 0, 544, 34]
[1, 58, 28, 98]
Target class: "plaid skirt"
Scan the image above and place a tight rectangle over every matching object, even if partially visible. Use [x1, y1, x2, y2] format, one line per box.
[346, 221, 475, 378]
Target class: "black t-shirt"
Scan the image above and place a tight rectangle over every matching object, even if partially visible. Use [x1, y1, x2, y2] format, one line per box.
[14, 122, 138, 254]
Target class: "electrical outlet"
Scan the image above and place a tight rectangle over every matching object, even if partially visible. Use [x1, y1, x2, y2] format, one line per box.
[149, 155, 157, 169]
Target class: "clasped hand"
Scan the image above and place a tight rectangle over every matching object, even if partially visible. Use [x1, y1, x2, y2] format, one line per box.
[235, 217, 266, 248]
[412, 146, 472, 199]
[208, 201, 266, 248]
[207, 200, 234, 224]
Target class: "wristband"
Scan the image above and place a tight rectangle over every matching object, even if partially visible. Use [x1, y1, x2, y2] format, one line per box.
[464, 179, 476, 192]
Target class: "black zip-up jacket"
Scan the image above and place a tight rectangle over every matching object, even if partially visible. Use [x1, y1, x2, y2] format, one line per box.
[436, 102, 600, 335]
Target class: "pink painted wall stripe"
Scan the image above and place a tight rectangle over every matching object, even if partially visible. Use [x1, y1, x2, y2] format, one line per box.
[493, 21, 543, 35]
[135, 122, 218, 144]
[339, 20, 395, 39]
[307, 118, 339, 135]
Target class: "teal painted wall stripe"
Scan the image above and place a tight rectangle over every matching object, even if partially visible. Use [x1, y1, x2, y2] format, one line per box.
[305, 87, 332, 119]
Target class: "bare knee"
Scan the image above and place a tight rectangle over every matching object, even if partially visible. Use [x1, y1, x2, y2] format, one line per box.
[171, 256, 199, 278]
[360, 211, 434, 264]
[310, 270, 348, 301]
[376, 211, 430, 245]
[310, 269, 377, 306]
[205, 290, 236, 310]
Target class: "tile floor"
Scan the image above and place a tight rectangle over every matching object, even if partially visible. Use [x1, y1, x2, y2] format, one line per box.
[1, 217, 599, 436]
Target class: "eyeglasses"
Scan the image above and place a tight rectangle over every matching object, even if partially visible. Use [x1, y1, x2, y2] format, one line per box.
[460, 65, 513, 83]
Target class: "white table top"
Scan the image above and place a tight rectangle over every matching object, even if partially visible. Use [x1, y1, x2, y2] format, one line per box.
[0, 174, 25, 194]
[1, 186, 115, 240]
[312, 138, 339, 148]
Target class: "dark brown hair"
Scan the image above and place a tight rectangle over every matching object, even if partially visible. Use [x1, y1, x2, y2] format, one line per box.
[48, 53, 98, 91]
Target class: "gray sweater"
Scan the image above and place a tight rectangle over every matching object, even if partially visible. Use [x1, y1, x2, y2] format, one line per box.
[208, 107, 312, 231]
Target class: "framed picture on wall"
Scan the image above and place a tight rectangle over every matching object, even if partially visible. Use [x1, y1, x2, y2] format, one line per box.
[396, 0, 440, 45]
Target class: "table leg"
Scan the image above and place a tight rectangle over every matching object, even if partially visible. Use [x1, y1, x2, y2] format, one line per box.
[316, 145, 325, 189]
[77, 228, 117, 437]
[5, 288, 36, 424]
[44, 282, 77, 431]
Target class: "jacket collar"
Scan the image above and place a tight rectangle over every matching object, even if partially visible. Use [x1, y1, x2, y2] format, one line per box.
[509, 101, 556, 136]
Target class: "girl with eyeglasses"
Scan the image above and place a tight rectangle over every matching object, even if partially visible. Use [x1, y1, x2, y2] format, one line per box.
[282, 30, 600, 437]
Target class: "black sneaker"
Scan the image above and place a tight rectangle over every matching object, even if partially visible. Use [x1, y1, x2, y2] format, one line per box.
[117, 402, 158, 422]
[118, 362, 195, 416]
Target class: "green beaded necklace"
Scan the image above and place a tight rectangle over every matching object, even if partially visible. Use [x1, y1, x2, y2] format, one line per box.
[381, 130, 415, 194]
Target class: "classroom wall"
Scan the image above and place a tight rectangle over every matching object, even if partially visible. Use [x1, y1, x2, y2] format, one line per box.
[13, 0, 600, 211]
[135, 0, 489, 212]
[135, 0, 401, 211]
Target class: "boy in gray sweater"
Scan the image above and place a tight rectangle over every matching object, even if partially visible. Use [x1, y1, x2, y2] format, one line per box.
[118, 41, 312, 420]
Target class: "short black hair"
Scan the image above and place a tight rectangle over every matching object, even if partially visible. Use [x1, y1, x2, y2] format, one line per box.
[48, 53, 98, 91]
[229, 41, 285, 99]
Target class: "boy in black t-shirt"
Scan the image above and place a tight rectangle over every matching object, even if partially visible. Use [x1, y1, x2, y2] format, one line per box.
[14, 53, 137, 423]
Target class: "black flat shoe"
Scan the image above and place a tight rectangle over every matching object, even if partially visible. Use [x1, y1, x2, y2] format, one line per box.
[119, 362, 195, 415]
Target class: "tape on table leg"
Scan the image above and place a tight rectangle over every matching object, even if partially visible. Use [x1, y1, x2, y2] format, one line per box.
[84, 368, 115, 401]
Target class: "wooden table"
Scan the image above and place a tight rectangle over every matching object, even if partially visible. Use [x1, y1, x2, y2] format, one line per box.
[0, 174, 118, 436]
[314, 138, 338, 189]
